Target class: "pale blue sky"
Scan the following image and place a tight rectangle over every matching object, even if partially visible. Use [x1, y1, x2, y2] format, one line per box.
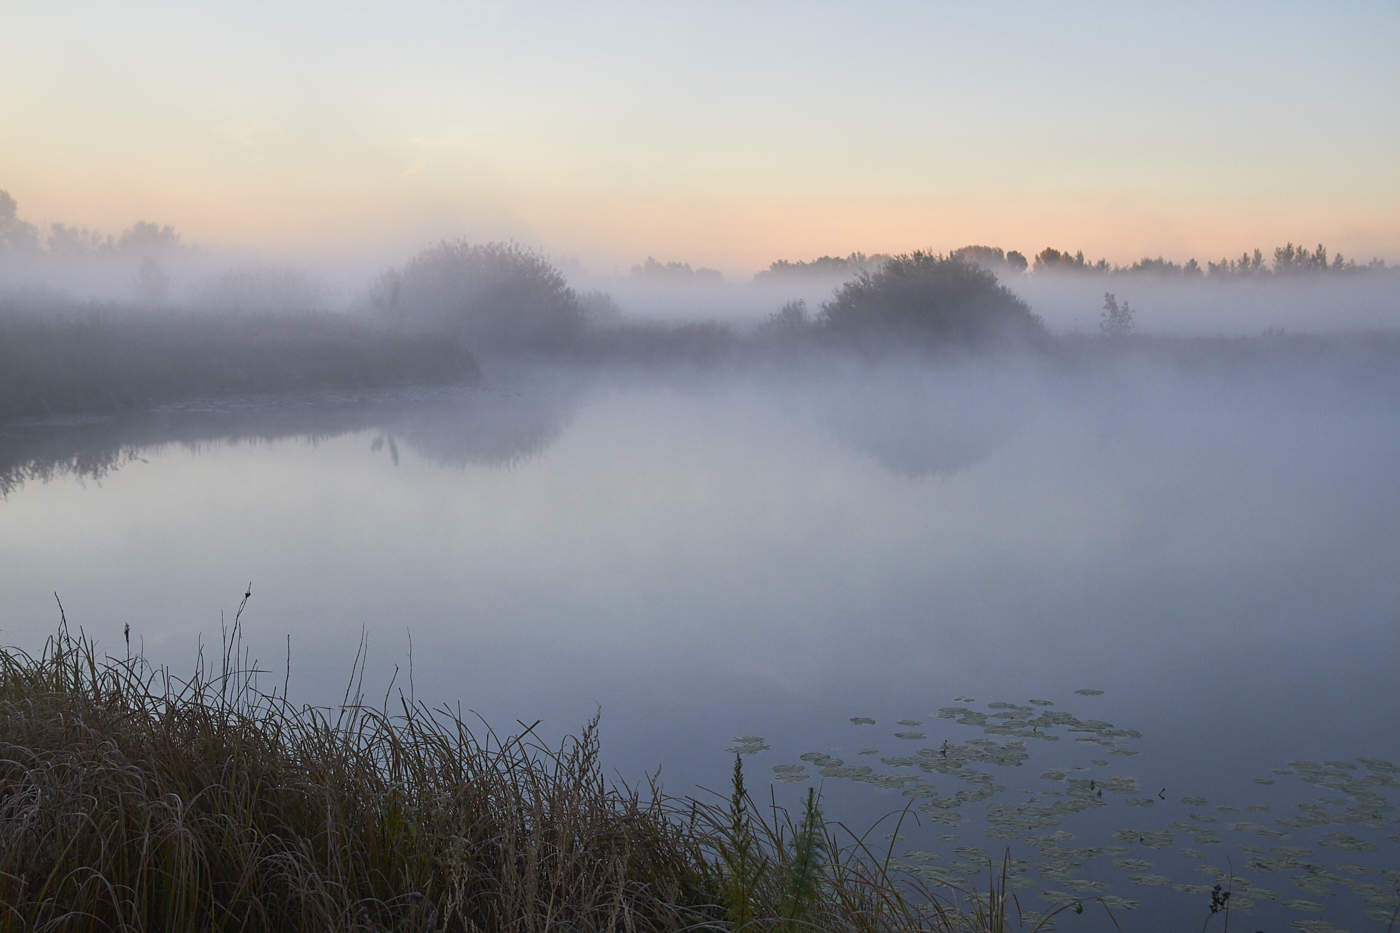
[3, 0, 1396, 271]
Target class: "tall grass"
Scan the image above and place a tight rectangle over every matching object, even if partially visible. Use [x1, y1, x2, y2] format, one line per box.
[0, 605, 709, 932]
[0, 605, 1097, 931]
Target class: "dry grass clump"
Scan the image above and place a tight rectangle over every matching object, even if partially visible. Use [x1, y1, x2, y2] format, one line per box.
[0, 603, 711, 932]
[0, 598, 1081, 932]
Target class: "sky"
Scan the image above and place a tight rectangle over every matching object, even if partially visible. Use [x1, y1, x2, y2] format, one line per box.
[3, 0, 1398, 275]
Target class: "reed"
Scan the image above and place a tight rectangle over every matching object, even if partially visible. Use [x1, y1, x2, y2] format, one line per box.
[0, 606, 1089, 932]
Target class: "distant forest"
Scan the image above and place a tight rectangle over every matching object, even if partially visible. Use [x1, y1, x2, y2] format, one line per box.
[755, 242, 1391, 283]
[2, 189, 1391, 287]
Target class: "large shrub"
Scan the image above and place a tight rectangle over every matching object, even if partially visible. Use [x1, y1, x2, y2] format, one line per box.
[820, 251, 1043, 349]
[371, 241, 585, 353]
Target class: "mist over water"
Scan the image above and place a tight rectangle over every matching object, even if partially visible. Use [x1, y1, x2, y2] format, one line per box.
[2, 335, 1397, 926]
[3, 224, 1400, 927]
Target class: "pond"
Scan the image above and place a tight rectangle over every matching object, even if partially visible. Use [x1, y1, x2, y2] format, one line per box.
[2, 352, 1398, 930]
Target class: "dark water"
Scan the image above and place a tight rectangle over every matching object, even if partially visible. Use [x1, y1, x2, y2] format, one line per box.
[2, 356, 1398, 930]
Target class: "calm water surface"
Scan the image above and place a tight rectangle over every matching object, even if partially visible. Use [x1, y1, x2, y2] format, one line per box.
[3, 359, 1398, 929]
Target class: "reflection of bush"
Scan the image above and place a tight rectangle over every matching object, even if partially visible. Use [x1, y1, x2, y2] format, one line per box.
[371, 242, 586, 354]
[0, 385, 574, 498]
[827, 399, 1005, 478]
[376, 386, 575, 470]
[820, 252, 1044, 350]
[823, 365, 1031, 478]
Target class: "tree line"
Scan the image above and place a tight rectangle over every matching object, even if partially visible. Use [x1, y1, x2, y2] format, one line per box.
[0, 190, 183, 259]
[756, 242, 1389, 282]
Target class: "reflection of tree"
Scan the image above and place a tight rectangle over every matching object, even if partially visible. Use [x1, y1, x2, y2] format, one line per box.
[828, 407, 1000, 479]
[370, 386, 574, 470]
[0, 386, 575, 498]
[823, 372, 1027, 479]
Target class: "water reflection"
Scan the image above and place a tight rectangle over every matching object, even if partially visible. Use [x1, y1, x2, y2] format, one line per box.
[0, 381, 577, 497]
[370, 387, 572, 470]
[817, 359, 1035, 479]
[1, 359, 1397, 931]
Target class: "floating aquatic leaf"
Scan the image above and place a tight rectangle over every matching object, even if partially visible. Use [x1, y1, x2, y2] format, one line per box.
[1029, 698, 1054, 706]
[1254, 777, 1277, 785]
[1113, 857, 1153, 872]
[1127, 872, 1172, 887]
[1293, 874, 1337, 898]
[896, 718, 922, 726]
[1114, 828, 1172, 849]
[1283, 899, 1325, 912]
[849, 716, 876, 725]
[894, 731, 925, 740]
[1073, 688, 1104, 696]
[1290, 921, 1348, 933]
[727, 736, 770, 755]
[1318, 832, 1375, 852]
[1334, 862, 1371, 876]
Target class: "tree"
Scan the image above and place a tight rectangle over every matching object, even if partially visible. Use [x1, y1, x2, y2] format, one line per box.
[752, 252, 891, 282]
[756, 298, 809, 338]
[46, 222, 112, 257]
[819, 251, 1044, 349]
[134, 257, 170, 305]
[371, 240, 585, 352]
[117, 220, 181, 255]
[950, 244, 1006, 268]
[1100, 292, 1134, 337]
[1033, 247, 1109, 274]
[0, 190, 40, 253]
[629, 257, 723, 283]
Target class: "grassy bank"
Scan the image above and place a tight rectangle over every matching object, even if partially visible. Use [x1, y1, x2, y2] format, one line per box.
[0, 304, 479, 422]
[0, 609, 1069, 933]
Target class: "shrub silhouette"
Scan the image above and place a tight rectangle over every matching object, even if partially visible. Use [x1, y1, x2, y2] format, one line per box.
[372, 241, 585, 353]
[819, 251, 1043, 350]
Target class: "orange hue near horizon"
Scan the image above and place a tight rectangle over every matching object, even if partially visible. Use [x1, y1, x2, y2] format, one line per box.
[7, 168, 1398, 278]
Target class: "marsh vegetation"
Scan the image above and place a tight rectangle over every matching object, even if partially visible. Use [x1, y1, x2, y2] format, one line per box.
[1, 619, 1111, 933]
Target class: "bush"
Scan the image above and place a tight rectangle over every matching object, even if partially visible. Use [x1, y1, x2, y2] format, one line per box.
[371, 241, 585, 354]
[819, 252, 1044, 350]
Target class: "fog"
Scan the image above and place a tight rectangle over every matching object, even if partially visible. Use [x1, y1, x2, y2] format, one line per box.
[3, 222, 1400, 927]
[1013, 269, 1400, 336]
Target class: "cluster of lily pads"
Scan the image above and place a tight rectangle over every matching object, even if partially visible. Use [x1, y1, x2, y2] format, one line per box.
[727, 691, 1399, 930]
